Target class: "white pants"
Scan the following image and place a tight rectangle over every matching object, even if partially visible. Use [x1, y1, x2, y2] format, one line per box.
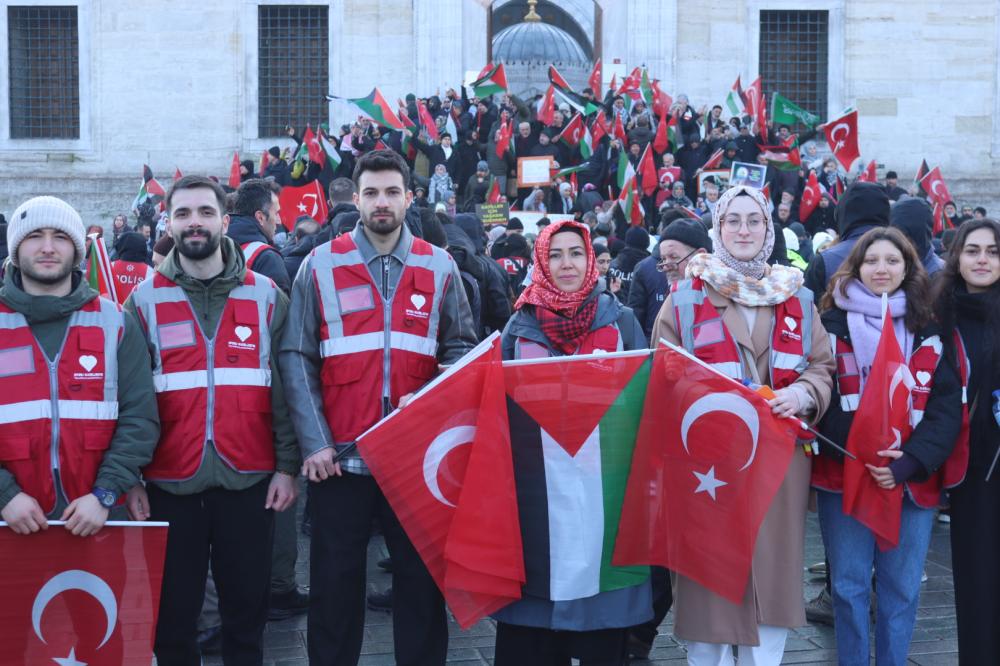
[685, 625, 788, 666]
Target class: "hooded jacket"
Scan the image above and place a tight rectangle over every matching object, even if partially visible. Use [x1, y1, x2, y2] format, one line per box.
[803, 182, 890, 304]
[0, 270, 159, 513]
[124, 238, 299, 494]
[890, 198, 945, 275]
[114, 231, 150, 263]
[226, 214, 291, 293]
[626, 247, 669, 341]
[454, 214, 513, 333]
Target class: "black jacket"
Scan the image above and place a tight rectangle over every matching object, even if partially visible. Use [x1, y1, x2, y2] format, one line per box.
[225, 215, 291, 293]
[608, 246, 650, 303]
[281, 202, 357, 279]
[454, 214, 513, 333]
[626, 251, 669, 341]
[816, 308, 962, 483]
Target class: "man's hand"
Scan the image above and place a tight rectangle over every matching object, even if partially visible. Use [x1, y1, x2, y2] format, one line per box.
[61, 494, 109, 537]
[867, 449, 904, 490]
[266, 472, 298, 512]
[302, 448, 342, 483]
[767, 387, 801, 419]
[126, 485, 150, 521]
[1, 492, 48, 535]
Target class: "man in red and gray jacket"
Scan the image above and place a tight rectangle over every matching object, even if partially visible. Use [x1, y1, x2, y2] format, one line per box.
[280, 150, 477, 665]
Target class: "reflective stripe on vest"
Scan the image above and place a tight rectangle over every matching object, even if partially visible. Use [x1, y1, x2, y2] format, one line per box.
[241, 241, 271, 270]
[672, 278, 810, 386]
[0, 297, 122, 513]
[832, 334, 862, 413]
[310, 230, 454, 442]
[132, 270, 278, 479]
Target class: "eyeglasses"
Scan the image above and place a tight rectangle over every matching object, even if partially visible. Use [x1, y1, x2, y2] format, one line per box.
[721, 217, 765, 232]
[657, 248, 699, 273]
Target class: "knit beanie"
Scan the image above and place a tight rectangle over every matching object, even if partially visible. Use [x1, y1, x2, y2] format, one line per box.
[662, 219, 713, 252]
[8, 196, 87, 263]
[625, 226, 650, 250]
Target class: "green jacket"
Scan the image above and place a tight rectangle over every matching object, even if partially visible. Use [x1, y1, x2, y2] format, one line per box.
[124, 237, 299, 495]
[0, 270, 160, 516]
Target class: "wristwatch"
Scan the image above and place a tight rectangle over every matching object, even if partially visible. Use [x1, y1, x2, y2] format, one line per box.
[91, 487, 118, 508]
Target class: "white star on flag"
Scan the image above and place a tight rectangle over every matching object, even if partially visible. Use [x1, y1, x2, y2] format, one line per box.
[52, 647, 87, 666]
[693, 466, 727, 500]
[297, 202, 307, 212]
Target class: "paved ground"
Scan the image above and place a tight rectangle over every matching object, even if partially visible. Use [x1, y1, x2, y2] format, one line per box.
[208, 505, 959, 665]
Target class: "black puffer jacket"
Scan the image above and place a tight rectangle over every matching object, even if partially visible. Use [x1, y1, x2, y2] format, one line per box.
[226, 215, 291, 293]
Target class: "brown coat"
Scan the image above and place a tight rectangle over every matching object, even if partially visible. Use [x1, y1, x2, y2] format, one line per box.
[651, 282, 834, 646]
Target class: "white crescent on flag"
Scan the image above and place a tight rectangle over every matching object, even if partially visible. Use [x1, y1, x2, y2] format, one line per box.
[32, 569, 118, 648]
[680, 393, 760, 471]
[423, 425, 476, 507]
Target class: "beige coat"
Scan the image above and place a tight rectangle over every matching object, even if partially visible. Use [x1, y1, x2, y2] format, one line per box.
[651, 282, 834, 646]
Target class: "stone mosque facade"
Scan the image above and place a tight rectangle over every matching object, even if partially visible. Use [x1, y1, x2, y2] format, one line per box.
[0, 0, 998, 223]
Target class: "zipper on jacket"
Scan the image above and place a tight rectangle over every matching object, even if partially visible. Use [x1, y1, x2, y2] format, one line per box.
[41, 322, 73, 504]
[381, 255, 392, 416]
[205, 337, 216, 442]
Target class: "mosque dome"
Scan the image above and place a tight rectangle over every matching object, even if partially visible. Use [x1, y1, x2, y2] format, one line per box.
[493, 21, 589, 66]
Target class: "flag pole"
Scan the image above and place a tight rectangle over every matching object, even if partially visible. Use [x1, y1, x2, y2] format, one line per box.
[659, 339, 856, 459]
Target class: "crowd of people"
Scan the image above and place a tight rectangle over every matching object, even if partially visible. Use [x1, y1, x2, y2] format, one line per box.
[0, 78, 997, 666]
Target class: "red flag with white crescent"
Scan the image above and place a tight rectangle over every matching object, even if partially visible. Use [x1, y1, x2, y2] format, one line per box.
[356, 335, 524, 628]
[613, 344, 798, 604]
[0, 522, 168, 666]
[278, 180, 329, 228]
[821, 110, 861, 172]
[920, 166, 952, 206]
[588, 58, 602, 94]
[538, 86, 557, 126]
[858, 159, 877, 183]
[799, 171, 821, 222]
[842, 305, 912, 550]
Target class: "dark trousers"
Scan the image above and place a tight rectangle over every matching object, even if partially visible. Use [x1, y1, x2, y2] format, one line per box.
[950, 474, 1000, 664]
[629, 566, 673, 644]
[149, 481, 274, 666]
[271, 490, 299, 594]
[307, 472, 448, 665]
[494, 622, 629, 666]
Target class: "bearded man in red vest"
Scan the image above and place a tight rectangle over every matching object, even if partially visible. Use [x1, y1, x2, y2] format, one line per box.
[280, 150, 478, 666]
[0, 196, 158, 535]
[125, 175, 299, 666]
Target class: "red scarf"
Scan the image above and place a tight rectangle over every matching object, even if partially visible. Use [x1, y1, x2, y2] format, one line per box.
[515, 220, 600, 354]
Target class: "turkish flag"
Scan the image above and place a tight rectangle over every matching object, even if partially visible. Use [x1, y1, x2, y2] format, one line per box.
[742, 76, 762, 118]
[920, 166, 952, 206]
[301, 126, 325, 166]
[591, 110, 608, 146]
[613, 111, 628, 143]
[588, 58, 602, 95]
[613, 344, 798, 604]
[356, 335, 524, 628]
[650, 80, 671, 119]
[799, 171, 821, 222]
[637, 144, 658, 196]
[417, 102, 439, 141]
[858, 159, 877, 183]
[702, 148, 725, 171]
[228, 151, 241, 189]
[277, 180, 329, 228]
[657, 166, 681, 187]
[0, 522, 167, 666]
[496, 118, 514, 159]
[842, 306, 912, 550]
[821, 110, 861, 172]
[538, 85, 556, 126]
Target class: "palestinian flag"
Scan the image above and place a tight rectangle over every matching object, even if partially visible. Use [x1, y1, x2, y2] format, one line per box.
[727, 75, 745, 116]
[552, 163, 589, 180]
[471, 63, 508, 98]
[399, 112, 419, 160]
[548, 65, 572, 91]
[580, 124, 594, 160]
[132, 165, 166, 211]
[318, 131, 343, 171]
[487, 177, 503, 204]
[418, 102, 440, 141]
[915, 159, 931, 193]
[640, 69, 655, 108]
[444, 110, 459, 143]
[86, 233, 117, 304]
[757, 142, 801, 171]
[618, 177, 644, 227]
[328, 88, 404, 130]
[547, 65, 600, 116]
[616, 150, 636, 190]
[173, 167, 183, 182]
[503, 351, 651, 602]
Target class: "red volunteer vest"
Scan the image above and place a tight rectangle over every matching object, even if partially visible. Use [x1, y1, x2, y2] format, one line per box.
[111, 260, 153, 303]
[132, 271, 278, 481]
[312, 232, 454, 443]
[670, 278, 812, 388]
[812, 332, 971, 508]
[241, 241, 271, 271]
[0, 298, 122, 513]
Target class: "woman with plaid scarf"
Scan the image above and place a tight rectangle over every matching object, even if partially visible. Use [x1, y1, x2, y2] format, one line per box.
[494, 219, 648, 665]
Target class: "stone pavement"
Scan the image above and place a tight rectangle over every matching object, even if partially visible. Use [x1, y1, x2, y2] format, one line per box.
[206, 511, 960, 665]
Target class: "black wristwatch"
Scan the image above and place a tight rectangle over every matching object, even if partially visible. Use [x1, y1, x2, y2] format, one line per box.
[91, 487, 118, 508]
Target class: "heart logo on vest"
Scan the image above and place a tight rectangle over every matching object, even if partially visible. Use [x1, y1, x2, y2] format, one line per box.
[916, 370, 931, 386]
[79, 355, 98, 372]
[410, 294, 427, 311]
[235, 326, 252, 342]
[783, 316, 797, 331]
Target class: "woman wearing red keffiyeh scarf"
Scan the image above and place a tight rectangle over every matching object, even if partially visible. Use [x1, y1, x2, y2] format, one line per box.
[494, 219, 649, 665]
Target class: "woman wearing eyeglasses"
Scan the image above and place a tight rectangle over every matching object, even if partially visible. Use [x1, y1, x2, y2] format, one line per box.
[652, 185, 834, 665]
[932, 219, 1000, 664]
